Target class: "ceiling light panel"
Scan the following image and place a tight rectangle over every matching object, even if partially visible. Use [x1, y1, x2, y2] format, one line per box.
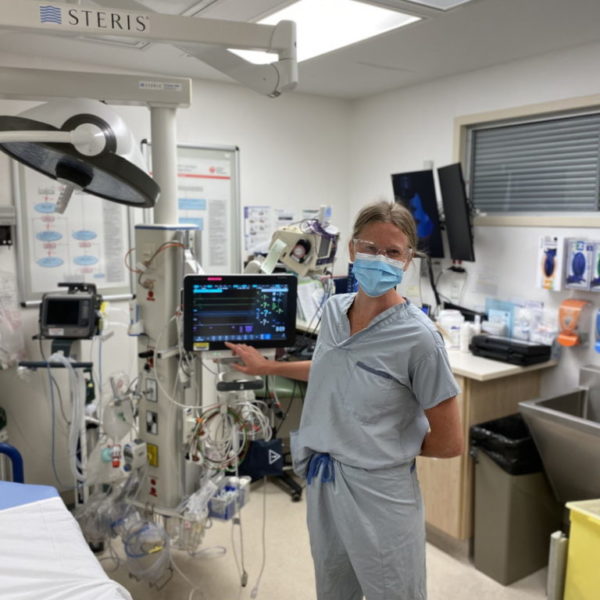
[401, 0, 473, 10]
[234, 0, 420, 64]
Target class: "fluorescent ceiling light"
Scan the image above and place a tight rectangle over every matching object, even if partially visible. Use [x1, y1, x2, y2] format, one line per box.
[233, 0, 420, 64]
[404, 0, 472, 9]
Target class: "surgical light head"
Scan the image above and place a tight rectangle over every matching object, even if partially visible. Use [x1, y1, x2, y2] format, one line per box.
[272, 219, 339, 277]
[0, 98, 159, 210]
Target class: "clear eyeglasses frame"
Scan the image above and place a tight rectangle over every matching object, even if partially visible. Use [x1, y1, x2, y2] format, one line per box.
[352, 238, 413, 263]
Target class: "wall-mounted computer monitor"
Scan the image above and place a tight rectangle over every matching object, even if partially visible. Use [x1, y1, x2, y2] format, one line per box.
[183, 274, 297, 352]
[391, 169, 445, 259]
[437, 163, 475, 262]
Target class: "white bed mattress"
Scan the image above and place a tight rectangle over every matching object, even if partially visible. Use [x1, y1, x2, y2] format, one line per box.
[0, 481, 132, 600]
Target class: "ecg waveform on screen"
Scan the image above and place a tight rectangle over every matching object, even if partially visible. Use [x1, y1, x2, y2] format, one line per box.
[191, 283, 289, 344]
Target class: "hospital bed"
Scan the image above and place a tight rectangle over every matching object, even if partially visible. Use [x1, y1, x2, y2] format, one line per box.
[0, 480, 132, 600]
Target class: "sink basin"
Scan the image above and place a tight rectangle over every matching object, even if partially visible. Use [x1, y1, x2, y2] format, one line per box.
[519, 365, 600, 503]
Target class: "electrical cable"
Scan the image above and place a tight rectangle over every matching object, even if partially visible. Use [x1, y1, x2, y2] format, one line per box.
[189, 545, 227, 559]
[458, 270, 469, 306]
[47, 367, 68, 489]
[98, 538, 122, 573]
[48, 352, 86, 481]
[427, 256, 441, 311]
[435, 265, 469, 307]
[303, 274, 333, 336]
[152, 314, 205, 410]
[170, 554, 207, 600]
[273, 380, 299, 436]
[230, 496, 248, 591]
[124, 247, 143, 274]
[153, 312, 222, 410]
[138, 241, 186, 289]
[250, 477, 268, 599]
[39, 337, 69, 423]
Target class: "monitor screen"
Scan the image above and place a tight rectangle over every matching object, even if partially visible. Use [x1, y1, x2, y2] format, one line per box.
[183, 274, 297, 352]
[391, 169, 445, 259]
[437, 163, 475, 262]
[46, 298, 81, 326]
[40, 293, 96, 339]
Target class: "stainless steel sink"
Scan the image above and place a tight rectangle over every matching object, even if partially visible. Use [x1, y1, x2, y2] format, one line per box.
[519, 365, 600, 503]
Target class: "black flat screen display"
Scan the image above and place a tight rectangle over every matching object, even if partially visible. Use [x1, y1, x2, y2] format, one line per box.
[391, 169, 445, 259]
[437, 163, 475, 262]
[183, 274, 297, 351]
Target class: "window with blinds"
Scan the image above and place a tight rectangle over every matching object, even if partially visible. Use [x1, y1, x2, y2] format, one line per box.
[468, 112, 600, 212]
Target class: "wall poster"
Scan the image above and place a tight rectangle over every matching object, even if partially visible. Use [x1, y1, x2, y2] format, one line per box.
[146, 144, 241, 275]
[13, 163, 133, 305]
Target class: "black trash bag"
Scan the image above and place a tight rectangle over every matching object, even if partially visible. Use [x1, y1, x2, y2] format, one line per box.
[469, 413, 543, 475]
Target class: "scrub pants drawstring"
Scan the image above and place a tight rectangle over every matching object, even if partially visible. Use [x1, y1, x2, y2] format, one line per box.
[306, 453, 335, 485]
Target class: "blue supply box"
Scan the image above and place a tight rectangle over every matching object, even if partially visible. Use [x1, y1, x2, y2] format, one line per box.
[537, 235, 564, 291]
[208, 476, 251, 520]
[565, 238, 594, 290]
[591, 242, 600, 291]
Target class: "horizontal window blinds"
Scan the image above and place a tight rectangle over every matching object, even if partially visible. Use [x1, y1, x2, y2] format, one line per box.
[470, 113, 600, 212]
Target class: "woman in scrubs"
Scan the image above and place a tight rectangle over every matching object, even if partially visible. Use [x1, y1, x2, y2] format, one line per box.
[226, 200, 463, 600]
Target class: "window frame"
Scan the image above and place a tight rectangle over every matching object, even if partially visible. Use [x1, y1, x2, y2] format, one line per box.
[455, 93, 600, 227]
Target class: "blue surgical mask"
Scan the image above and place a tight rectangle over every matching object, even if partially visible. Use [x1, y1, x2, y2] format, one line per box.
[352, 252, 404, 297]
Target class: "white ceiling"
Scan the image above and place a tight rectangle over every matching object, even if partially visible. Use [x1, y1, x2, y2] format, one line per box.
[1, 0, 600, 99]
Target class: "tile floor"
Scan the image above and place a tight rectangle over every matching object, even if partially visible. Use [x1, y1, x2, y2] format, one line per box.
[102, 479, 548, 600]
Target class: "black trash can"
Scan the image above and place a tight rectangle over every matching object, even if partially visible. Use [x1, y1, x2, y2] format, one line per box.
[470, 413, 562, 585]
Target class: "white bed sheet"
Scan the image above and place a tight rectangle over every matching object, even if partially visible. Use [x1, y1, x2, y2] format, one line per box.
[0, 482, 132, 600]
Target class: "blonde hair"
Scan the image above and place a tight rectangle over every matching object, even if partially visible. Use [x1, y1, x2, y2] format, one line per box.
[352, 200, 418, 252]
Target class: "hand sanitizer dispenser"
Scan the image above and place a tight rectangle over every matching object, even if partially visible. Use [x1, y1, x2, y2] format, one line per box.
[557, 299, 591, 347]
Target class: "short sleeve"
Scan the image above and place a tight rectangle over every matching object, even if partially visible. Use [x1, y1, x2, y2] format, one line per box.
[409, 344, 461, 410]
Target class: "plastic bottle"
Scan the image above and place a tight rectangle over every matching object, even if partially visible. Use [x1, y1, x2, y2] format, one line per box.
[438, 309, 464, 350]
[460, 322, 473, 353]
[473, 314, 482, 335]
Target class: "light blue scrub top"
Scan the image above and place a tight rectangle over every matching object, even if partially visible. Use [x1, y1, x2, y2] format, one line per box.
[291, 293, 461, 474]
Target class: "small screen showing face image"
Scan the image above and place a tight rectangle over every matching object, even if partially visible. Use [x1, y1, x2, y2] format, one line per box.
[391, 169, 445, 259]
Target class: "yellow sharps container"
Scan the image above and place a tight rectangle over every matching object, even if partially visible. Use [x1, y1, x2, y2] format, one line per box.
[564, 499, 600, 600]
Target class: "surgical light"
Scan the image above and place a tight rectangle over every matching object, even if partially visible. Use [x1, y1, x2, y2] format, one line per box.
[0, 98, 159, 211]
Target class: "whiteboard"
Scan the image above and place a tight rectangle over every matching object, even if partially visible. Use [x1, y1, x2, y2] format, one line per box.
[13, 162, 134, 306]
[146, 144, 241, 275]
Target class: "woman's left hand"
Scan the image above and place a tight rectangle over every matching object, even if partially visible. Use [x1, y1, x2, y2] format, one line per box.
[224, 342, 273, 376]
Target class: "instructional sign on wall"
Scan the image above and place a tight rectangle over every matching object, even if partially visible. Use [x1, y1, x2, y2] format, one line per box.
[244, 205, 272, 254]
[243, 206, 301, 254]
[13, 163, 133, 305]
[148, 144, 241, 274]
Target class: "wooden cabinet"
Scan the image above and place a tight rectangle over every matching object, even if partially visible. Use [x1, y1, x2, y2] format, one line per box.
[416, 370, 544, 540]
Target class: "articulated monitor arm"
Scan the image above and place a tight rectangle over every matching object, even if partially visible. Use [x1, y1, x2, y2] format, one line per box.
[176, 22, 297, 98]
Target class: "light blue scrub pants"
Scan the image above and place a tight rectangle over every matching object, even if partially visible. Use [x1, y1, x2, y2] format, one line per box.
[306, 457, 426, 600]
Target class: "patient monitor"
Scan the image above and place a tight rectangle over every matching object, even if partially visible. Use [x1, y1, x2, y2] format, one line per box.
[40, 282, 102, 340]
[183, 273, 297, 353]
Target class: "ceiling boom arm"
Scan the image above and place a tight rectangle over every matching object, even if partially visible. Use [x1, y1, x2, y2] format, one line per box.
[0, 0, 297, 97]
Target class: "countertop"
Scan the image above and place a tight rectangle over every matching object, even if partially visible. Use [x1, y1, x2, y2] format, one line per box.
[296, 321, 557, 382]
[447, 349, 557, 382]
